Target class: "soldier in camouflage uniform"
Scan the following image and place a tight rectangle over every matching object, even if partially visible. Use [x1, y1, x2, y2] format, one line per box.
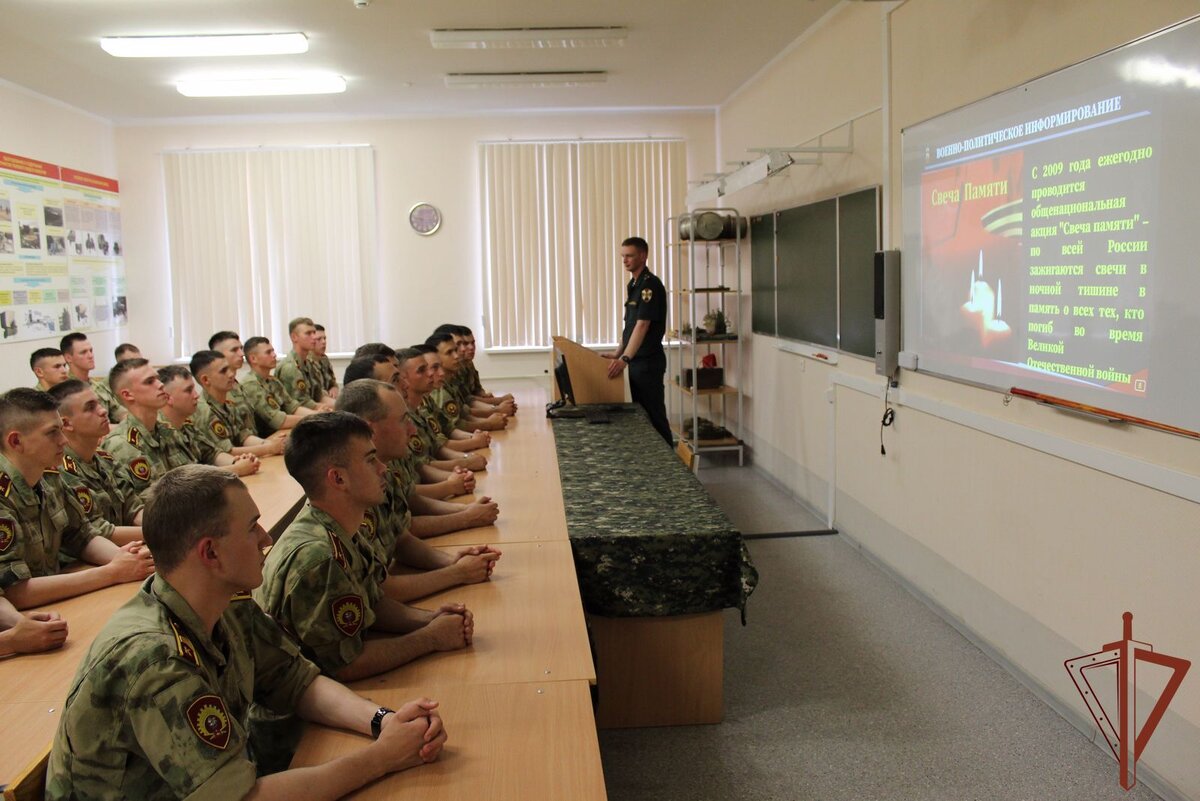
[425, 333, 507, 433]
[46, 465, 448, 800]
[276, 316, 334, 411]
[208, 331, 258, 431]
[49, 380, 144, 544]
[430, 327, 516, 419]
[313, 323, 340, 399]
[191, 350, 286, 460]
[30, 347, 70, 391]
[414, 348, 491, 466]
[241, 336, 319, 437]
[0, 388, 153, 610]
[158, 366, 261, 479]
[455, 324, 517, 411]
[60, 331, 125, 423]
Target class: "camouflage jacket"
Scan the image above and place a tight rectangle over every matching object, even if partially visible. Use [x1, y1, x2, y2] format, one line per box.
[239, 371, 301, 435]
[0, 451, 104, 589]
[59, 444, 143, 538]
[102, 413, 195, 497]
[164, 413, 226, 467]
[254, 502, 381, 676]
[355, 460, 413, 578]
[414, 394, 449, 449]
[313, 353, 338, 394]
[46, 575, 320, 801]
[275, 351, 322, 409]
[91, 376, 126, 423]
[424, 391, 460, 436]
[463, 361, 484, 396]
[200, 391, 257, 447]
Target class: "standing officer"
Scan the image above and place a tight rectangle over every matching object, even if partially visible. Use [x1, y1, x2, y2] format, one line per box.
[605, 236, 672, 444]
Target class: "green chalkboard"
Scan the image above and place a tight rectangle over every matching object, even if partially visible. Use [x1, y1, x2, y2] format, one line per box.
[837, 188, 881, 358]
[776, 198, 837, 346]
[750, 213, 776, 335]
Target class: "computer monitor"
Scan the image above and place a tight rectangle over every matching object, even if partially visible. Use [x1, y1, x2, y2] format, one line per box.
[553, 346, 575, 406]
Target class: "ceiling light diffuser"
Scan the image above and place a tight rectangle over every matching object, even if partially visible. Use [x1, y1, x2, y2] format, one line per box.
[445, 71, 607, 88]
[101, 33, 309, 58]
[430, 27, 627, 49]
[176, 74, 346, 97]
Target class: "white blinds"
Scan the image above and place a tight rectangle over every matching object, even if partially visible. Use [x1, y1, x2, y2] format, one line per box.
[162, 146, 377, 358]
[480, 139, 685, 349]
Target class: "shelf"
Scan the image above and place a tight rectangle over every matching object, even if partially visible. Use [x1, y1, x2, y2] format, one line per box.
[673, 380, 738, 397]
[672, 428, 741, 448]
[668, 331, 739, 344]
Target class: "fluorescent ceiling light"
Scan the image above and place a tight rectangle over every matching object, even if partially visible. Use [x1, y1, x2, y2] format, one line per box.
[430, 27, 627, 49]
[101, 33, 308, 58]
[686, 180, 723, 206]
[176, 74, 346, 97]
[445, 71, 607, 88]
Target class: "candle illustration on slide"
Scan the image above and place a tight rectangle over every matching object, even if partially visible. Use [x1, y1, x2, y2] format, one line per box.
[961, 249, 1011, 345]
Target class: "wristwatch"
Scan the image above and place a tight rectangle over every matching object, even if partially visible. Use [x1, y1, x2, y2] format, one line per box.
[371, 706, 395, 739]
[620, 355, 631, 364]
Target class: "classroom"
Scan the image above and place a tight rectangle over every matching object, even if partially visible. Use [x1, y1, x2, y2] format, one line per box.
[0, 1, 1197, 800]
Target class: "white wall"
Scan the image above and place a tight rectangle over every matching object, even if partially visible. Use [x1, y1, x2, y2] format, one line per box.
[0, 80, 120, 385]
[114, 110, 715, 380]
[717, 1, 1200, 797]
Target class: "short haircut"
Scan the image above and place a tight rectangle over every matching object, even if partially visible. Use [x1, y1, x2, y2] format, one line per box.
[30, 347, 63, 370]
[157, 365, 192, 387]
[243, 336, 271, 356]
[143, 465, 245, 573]
[353, 342, 395, 359]
[394, 347, 424, 365]
[335, 379, 396, 423]
[459, 325, 474, 336]
[48, 379, 91, 408]
[189, 349, 226, 378]
[314, 324, 326, 332]
[59, 332, 88, 355]
[622, 236, 649, 254]
[288, 316, 315, 335]
[114, 343, 141, 361]
[432, 324, 458, 337]
[284, 411, 373, 495]
[0, 388, 59, 441]
[425, 332, 455, 350]
[208, 331, 239, 351]
[412, 343, 437, 355]
[343, 355, 391, 385]
[109, 358, 149, 393]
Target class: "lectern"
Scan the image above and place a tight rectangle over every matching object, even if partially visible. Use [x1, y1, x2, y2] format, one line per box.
[551, 336, 625, 404]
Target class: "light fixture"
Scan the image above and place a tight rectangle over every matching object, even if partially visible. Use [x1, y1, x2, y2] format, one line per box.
[176, 74, 346, 97]
[444, 71, 607, 88]
[101, 33, 308, 58]
[685, 179, 723, 206]
[722, 150, 794, 195]
[430, 27, 627, 49]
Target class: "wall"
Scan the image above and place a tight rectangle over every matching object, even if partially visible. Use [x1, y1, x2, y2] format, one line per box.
[114, 110, 715, 380]
[0, 80, 120, 385]
[717, 1, 1200, 797]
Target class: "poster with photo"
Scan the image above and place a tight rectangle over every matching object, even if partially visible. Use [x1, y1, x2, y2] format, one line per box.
[0, 151, 126, 342]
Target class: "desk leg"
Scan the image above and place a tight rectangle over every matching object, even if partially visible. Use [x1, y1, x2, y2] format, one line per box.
[589, 611, 723, 728]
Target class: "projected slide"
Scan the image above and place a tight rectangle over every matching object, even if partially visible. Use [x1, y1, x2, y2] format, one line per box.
[903, 17, 1200, 432]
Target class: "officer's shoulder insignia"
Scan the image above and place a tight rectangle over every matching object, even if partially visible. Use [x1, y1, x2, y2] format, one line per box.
[210, 419, 230, 439]
[0, 473, 11, 498]
[331, 594, 364, 636]
[73, 486, 94, 515]
[327, 530, 349, 571]
[62, 454, 79, 476]
[129, 457, 152, 482]
[0, 518, 14, 553]
[126, 427, 141, 447]
[358, 510, 377, 540]
[642, 287, 653, 302]
[186, 694, 231, 750]
[95, 449, 114, 462]
[230, 590, 253, 602]
[169, 618, 201, 668]
[408, 434, 425, 454]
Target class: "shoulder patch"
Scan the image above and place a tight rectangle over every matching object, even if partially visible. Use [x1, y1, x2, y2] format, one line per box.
[331, 594, 364, 636]
[408, 434, 425, 454]
[127, 426, 141, 447]
[62, 454, 79, 476]
[129, 456, 152, 482]
[169, 618, 201, 668]
[0, 473, 10, 498]
[187, 694, 231, 750]
[641, 287, 653, 302]
[266, 395, 280, 409]
[358, 509, 378, 540]
[73, 486, 94, 515]
[210, 418, 230, 439]
[0, 519, 14, 553]
[295, 378, 308, 392]
[444, 400, 460, 418]
[429, 417, 442, 436]
[230, 590, 253, 602]
[327, 530, 349, 571]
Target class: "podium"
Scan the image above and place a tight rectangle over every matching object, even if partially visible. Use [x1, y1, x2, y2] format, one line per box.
[551, 336, 626, 404]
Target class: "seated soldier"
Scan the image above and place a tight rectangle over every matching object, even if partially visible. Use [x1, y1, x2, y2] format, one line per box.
[400, 347, 489, 467]
[432, 325, 516, 415]
[191, 350, 285, 459]
[241, 336, 319, 437]
[424, 333, 507, 433]
[276, 317, 335, 411]
[343, 353, 400, 388]
[31, 347, 70, 391]
[336, 380, 499, 601]
[46, 464, 447, 801]
[209, 331, 257, 418]
[158, 366, 260, 478]
[416, 347, 491, 464]
[114, 342, 142, 363]
[313, 323, 340, 399]
[0, 593, 68, 655]
[0, 388, 154, 609]
[255, 412, 473, 686]
[49, 380, 144, 545]
[61, 331, 125, 422]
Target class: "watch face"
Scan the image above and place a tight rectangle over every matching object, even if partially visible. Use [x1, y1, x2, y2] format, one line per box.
[409, 203, 442, 236]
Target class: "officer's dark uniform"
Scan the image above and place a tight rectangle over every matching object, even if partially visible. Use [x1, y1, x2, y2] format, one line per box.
[622, 268, 672, 445]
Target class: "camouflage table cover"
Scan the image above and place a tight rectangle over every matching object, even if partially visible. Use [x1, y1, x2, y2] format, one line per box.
[551, 404, 758, 619]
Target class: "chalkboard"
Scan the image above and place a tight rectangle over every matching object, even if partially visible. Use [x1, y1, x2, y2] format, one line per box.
[837, 188, 881, 357]
[750, 213, 776, 335]
[777, 199, 837, 346]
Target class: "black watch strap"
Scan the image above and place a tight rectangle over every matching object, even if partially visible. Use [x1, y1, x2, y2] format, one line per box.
[371, 706, 394, 739]
[620, 355, 631, 363]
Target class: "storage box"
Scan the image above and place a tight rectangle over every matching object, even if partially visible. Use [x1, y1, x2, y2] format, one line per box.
[682, 367, 723, 390]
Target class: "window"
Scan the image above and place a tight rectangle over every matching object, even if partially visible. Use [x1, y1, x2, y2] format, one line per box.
[479, 139, 685, 350]
[162, 145, 377, 357]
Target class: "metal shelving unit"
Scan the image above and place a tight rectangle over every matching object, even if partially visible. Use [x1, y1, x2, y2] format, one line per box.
[667, 209, 746, 468]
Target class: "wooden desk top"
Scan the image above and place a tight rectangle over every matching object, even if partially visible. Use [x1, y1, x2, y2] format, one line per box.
[291, 680, 606, 801]
[242, 455, 305, 539]
[351, 540, 594, 691]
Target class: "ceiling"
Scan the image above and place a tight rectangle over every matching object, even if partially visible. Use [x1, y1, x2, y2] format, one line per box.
[0, 0, 841, 123]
